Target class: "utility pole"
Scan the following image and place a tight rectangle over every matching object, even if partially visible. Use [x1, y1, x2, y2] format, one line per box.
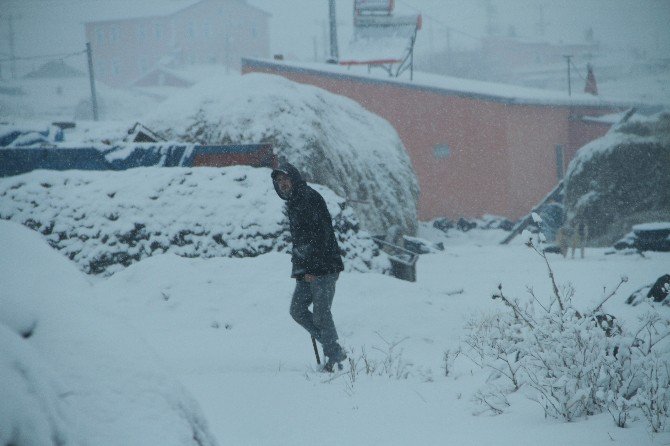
[446, 28, 451, 60]
[428, 23, 434, 54]
[536, 4, 547, 38]
[225, 34, 231, 74]
[86, 42, 99, 121]
[483, 0, 498, 37]
[563, 54, 572, 96]
[328, 0, 339, 62]
[2, 14, 20, 79]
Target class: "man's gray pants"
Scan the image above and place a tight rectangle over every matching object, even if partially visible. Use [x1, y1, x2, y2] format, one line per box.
[290, 273, 343, 359]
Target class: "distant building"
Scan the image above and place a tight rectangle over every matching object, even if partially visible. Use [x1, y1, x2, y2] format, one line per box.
[481, 36, 600, 73]
[85, 0, 270, 87]
[24, 60, 85, 79]
[418, 35, 601, 89]
[243, 57, 632, 221]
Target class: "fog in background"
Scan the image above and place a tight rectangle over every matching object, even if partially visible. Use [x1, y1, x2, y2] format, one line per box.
[1, 0, 669, 89]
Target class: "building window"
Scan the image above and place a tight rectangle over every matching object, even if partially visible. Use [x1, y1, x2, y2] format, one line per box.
[137, 24, 146, 42]
[433, 143, 451, 159]
[112, 63, 121, 76]
[139, 59, 150, 74]
[96, 29, 105, 46]
[155, 23, 162, 40]
[109, 26, 120, 44]
[251, 24, 257, 38]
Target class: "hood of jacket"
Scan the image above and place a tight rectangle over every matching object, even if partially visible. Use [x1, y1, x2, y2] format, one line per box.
[272, 162, 305, 200]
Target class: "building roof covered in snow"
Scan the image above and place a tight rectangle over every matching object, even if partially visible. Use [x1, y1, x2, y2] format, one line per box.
[24, 60, 85, 79]
[85, 0, 269, 24]
[244, 57, 642, 108]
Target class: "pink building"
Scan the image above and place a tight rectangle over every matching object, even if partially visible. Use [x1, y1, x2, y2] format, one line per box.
[85, 0, 270, 87]
[243, 58, 630, 221]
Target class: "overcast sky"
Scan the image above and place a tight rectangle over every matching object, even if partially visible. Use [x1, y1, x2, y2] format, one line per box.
[1, 0, 668, 73]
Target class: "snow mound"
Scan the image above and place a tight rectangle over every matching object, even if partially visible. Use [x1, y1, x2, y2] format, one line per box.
[563, 111, 670, 245]
[145, 72, 419, 236]
[0, 166, 389, 276]
[0, 220, 218, 446]
[0, 324, 76, 446]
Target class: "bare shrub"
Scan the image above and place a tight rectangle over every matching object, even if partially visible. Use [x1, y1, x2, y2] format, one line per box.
[463, 236, 670, 431]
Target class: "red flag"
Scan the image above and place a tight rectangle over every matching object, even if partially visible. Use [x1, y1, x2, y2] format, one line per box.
[584, 63, 598, 95]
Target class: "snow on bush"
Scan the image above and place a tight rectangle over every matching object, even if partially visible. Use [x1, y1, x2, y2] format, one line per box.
[145, 72, 419, 236]
[0, 221, 219, 446]
[464, 236, 670, 431]
[0, 166, 389, 276]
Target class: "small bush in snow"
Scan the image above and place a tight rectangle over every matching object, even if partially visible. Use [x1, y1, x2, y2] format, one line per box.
[324, 334, 414, 385]
[464, 238, 670, 431]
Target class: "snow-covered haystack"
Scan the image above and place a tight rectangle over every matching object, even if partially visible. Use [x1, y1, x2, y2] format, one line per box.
[145, 73, 419, 236]
[563, 112, 670, 246]
[0, 221, 218, 446]
[0, 166, 388, 276]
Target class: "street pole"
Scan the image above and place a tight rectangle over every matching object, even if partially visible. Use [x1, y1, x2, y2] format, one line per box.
[0, 14, 21, 78]
[328, 0, 339, 61]
[563, 55, 572, 96]
[86, 42, 99, 121]
[5, 14, 19, 79]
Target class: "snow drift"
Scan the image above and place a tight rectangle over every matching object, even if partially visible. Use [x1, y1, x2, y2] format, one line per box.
[145, 72, 419, 236]
[0, 221, 218, 446]
[0, 166, 389, 276]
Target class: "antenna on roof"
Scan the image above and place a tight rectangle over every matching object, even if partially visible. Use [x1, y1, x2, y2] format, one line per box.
[563, 54, 572, 96]
[328, 0, 339, 62]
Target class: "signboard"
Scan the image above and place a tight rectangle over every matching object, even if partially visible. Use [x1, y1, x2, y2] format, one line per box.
[354, 0, 394, 13]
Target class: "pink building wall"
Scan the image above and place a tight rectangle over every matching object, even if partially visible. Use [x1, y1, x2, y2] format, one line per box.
[243, 59, 620, 221]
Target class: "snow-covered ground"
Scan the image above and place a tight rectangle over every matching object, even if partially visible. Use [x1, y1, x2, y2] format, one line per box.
[2, 216, 669, 445]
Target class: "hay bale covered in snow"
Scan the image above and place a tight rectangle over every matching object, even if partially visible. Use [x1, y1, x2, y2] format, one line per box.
[146, 73, 419, 236]
[563, 112, 670, 246]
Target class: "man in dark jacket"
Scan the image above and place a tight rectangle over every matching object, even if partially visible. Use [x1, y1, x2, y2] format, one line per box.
[272, 162, 347, 371]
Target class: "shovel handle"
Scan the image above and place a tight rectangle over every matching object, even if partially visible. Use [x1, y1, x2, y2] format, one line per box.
[311, 336, 321, 365]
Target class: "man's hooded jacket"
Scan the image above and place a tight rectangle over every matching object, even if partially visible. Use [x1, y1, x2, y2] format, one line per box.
[272, 162, 344, 279]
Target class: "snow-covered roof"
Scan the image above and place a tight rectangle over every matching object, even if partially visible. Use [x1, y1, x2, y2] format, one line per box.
[24, 60, 85, 79]
[83, 0, 201, 23]
[243, 57, 642, 108]
[85, 0, 269, 24]
[133, 64, 234, 87]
